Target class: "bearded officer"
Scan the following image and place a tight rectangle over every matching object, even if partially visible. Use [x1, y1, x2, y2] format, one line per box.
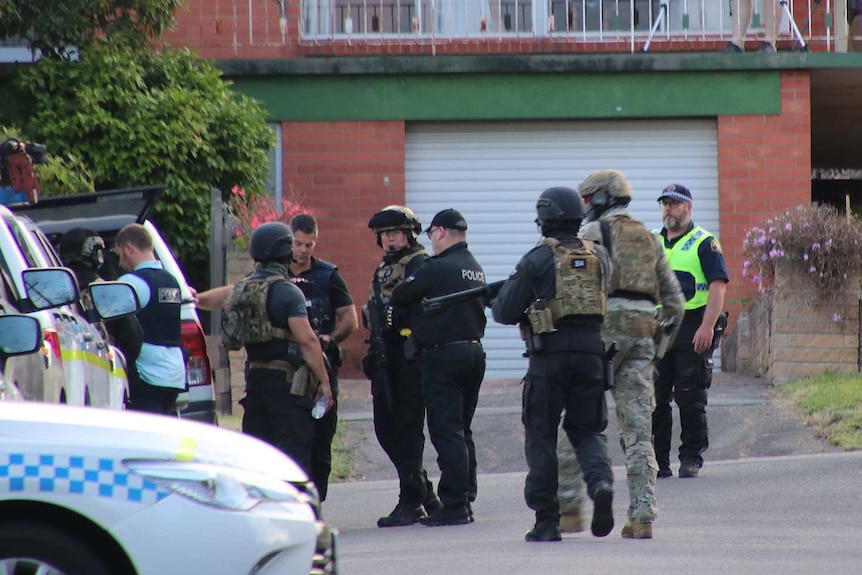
[225, 222, 333, 473]
[653, 184, 728, 479]
[492, 187, 615, 542]
[364, 206, 442, 527]
[390, 208, 487, 527]
[556, 170, 685, 539]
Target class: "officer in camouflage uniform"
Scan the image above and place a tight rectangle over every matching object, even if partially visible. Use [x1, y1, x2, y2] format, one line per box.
[493, 187, 615, 543]
[224, 222, 333, 473]
[556, 170, 685, 539]
[364, 206, 442, 528]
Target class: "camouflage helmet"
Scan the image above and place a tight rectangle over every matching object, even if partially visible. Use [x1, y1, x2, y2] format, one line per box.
[367, 205, 422, 247]
[535, 186, 585, 225]
[249, 221, 294, 263]
[577, 169, 633, 220]
[578, 169, 633, 201]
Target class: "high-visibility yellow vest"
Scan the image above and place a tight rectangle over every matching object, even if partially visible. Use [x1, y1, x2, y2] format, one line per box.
[655, 226, 712, 310]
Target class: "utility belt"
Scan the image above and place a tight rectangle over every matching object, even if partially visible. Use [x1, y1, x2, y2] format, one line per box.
[419, 339, 481, 354]
[247, 351, 319, 398]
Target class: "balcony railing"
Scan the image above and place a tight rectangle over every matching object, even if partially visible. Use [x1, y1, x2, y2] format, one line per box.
[299, 0, 852, 52]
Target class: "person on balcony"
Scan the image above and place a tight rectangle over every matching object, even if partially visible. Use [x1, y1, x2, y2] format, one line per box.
[723, 0, 783, 53]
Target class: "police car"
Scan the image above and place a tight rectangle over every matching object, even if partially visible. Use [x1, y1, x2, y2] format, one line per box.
[15, 186, 217, 422]
[0, 401, 337, 575]
[0, 210, 129, 410]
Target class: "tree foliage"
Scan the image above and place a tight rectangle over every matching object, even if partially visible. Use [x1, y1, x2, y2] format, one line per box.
[6, 37, 275, 288]
[0, 0, 184, 58]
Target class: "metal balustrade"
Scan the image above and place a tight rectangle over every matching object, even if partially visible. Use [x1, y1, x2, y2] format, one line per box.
[296, 0, 850, 51]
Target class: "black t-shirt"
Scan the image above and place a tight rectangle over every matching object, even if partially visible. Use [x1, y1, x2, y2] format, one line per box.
[389, 242, 487, 347]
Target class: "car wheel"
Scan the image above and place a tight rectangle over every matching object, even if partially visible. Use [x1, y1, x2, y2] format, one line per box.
[0, 522, 111, 575]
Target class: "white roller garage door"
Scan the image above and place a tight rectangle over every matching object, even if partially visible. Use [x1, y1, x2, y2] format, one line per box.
[406, 120, 719, 379]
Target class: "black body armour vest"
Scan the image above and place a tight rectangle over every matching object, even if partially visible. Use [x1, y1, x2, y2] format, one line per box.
[129, 267, 182, 347]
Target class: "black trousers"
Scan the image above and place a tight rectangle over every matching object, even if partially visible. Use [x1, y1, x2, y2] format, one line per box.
[522, 351, 612, 524]
[372, 353, 434, 506]
[418, 342, 486, 510]
[653, 348, 712, 468]
[311, 366, 338, 501]
[128, 374, 180, 416]
[241, 368, 316, 474]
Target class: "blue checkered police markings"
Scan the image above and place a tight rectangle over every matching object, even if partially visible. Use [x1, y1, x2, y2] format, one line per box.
[0, 453, 169, 504]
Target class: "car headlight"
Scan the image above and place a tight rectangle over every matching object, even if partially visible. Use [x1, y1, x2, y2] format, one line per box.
[125, 460, 312, 511]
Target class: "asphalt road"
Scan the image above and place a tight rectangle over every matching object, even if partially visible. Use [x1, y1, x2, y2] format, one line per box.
[335, 371, 838, 481]
[324, 372, 861, 575]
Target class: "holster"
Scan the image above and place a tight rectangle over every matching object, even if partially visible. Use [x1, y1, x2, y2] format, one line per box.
[290, 364, 321, 399]
[519, 322, 543, 356]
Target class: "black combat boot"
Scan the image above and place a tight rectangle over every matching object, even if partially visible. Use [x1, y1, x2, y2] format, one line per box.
[423, 491, 443, 514]
[525, 521, 562, 542]
[590, 481, 614, 537]
[419, 506, 471, 527]
[377, 503, 426, 528]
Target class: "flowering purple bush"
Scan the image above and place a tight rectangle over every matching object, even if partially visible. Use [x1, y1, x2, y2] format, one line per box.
[742, 204, 862, 306]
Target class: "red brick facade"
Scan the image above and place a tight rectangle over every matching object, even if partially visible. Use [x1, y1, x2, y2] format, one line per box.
[169, 1, 823, 59]
[718, 71, 811, 321]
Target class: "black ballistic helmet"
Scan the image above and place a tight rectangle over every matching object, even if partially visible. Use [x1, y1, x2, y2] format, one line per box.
[58, 227, 106, 269]
[249, 221, 294, 263]
[367, 205, 422, 247]
[535, 186, 586, 225]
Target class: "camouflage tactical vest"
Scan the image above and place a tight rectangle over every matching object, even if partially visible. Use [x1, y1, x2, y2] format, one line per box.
[540, 237, 606, 321]
[368, 248, 429, 306]
[605, 215, 660, 301]
[222, 276, 293, 351]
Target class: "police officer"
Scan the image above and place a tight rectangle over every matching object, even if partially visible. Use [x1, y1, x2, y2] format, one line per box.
[492, 187, 615, 542]
[225, 221, 333, 473]
[288, 213, 358, 501]
[115, 223, 187, 415]
[390, 208, 487, 527]
[556, 170, 685, 540]
[653, 184, 728, 479]
[364, 206, 442, 528]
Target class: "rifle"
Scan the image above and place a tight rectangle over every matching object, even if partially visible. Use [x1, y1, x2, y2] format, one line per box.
[367, 285, 396, 413]
[421, 280, 506, 312]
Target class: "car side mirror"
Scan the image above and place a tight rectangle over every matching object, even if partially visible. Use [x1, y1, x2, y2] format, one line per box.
[89, 281, 140, 321]
[0, 314, 41, 356]
[21, 268, 79, 311]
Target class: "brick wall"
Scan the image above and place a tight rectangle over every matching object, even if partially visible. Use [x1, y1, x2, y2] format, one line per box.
[717, 70, 811, 329]
[724, 263, 860, 383]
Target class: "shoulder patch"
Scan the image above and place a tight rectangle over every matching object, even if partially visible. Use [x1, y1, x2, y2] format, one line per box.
[710, 239, 722, 253]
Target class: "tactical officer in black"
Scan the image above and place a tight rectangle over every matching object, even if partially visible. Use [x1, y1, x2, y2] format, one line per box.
[58, 227, 108, 290]
[59, 227, 144, 383]
[492, 187, 615, 542]
[231, 222, 333, 473]
[288, 213, 358, 501]
[364, 206, 442, 528]
[390, 208, 487, 527]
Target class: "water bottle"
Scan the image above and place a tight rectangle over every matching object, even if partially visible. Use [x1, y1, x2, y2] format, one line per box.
[311, 396, 327, 419]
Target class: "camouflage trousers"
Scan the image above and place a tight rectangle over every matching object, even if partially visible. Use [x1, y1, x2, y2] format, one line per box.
[558, 334, 659, 523]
